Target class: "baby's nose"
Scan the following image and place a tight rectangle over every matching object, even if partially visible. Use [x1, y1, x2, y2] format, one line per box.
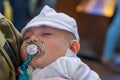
[29, 35, 39, 42]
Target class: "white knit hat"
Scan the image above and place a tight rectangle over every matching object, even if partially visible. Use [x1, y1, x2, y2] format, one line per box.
[21, 5, 80, 41]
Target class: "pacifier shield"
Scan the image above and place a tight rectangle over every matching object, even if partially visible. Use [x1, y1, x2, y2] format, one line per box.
[26, 44, 38, 55]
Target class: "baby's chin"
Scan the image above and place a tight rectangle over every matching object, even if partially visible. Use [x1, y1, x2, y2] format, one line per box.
[29, 57, 46, 69]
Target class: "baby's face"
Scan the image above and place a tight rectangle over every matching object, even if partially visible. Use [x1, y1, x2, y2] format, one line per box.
[20, 26, 70, 68]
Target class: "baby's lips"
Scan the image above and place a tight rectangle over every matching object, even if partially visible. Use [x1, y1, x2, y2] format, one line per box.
[36, 41, 46, 57]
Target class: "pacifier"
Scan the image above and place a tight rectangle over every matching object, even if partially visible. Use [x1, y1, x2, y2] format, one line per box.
[18, 41, 46, 80]
[26, 41, 45, 57]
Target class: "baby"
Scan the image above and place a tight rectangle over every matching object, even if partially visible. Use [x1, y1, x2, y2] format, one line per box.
[19, 5, 101, 80]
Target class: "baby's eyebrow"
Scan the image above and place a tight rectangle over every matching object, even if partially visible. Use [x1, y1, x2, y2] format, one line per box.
[41, 28, 52, 33]
[23, 31, 33, 38]
[24, 29, 33, 35]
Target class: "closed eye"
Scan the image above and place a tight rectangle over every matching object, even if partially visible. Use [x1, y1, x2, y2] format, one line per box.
[23, 37, 30, 40]
[42, 33, 52, 35]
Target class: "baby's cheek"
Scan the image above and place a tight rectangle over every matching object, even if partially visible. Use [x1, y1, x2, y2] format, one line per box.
[29, 57, 40, 68]
[20, 44, 28, 61]
[20, 51, 27, 61]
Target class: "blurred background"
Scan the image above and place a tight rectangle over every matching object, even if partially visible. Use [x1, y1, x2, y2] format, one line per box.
[1, 0, 120, 80]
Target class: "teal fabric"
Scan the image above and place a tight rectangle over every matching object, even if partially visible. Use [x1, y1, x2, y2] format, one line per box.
[18, 55, 33, 80]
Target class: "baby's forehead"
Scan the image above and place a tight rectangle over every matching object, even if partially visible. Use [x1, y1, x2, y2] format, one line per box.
[23, 26, 69, 38]
[27, 26, 54, 30]
[25, 25, 68, 33]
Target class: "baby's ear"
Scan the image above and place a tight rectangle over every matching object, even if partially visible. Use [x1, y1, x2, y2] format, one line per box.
[69, 40, 80, 54]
